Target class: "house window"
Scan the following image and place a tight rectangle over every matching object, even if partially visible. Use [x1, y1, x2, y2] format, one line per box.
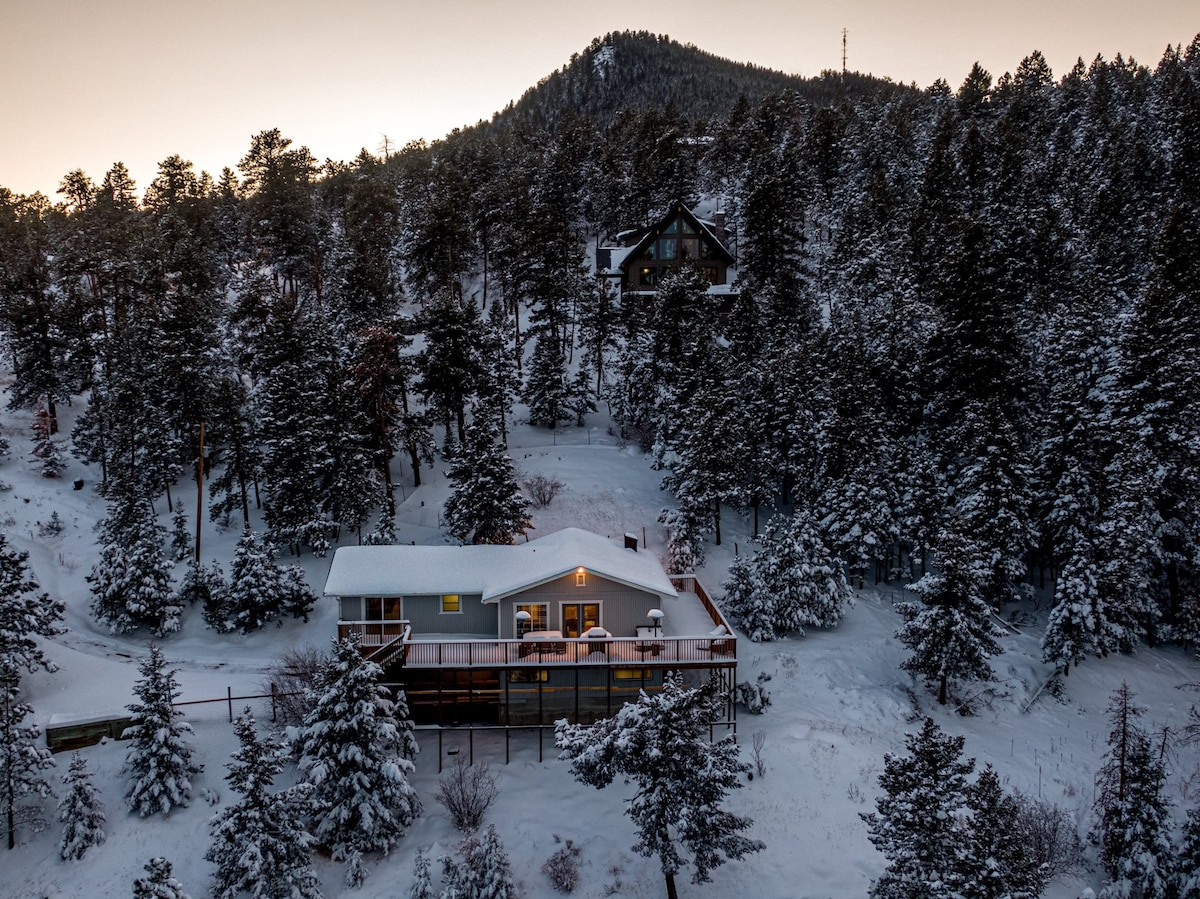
[575, 567, 586, 587]
[562, 603, 600, 638]
[614, 668, 651, 680]
[441, 594, 461, 613]
[681, 237, 699, 260]
[510, 669, 549, 683]
[366, 597, 402, 620]
[515, 603, 547, 635]
[657, 237, 677, 260]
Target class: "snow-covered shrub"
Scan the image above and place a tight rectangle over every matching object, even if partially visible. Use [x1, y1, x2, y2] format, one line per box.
[1014, 792, 1084, 880]
[736, 672, 772, 714]
[543, 835, 581, 893]
[436, 755, 499, 833]
[133, 857, 190, 899]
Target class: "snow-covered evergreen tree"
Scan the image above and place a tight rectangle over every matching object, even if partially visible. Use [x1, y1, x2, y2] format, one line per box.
[207, 708, 321, 899]
[1093, 683, 1174, 899]
[169, 503, 191, 562]
[860, 717, 974, 899]
[226, 530, 283, 633]
[88, 499, 180, 637]
[556, 673, 763, 899]
[0, 678, 54, 849]
[657, 506, 706, 573]
[443, 420, 531, 545]
[0, 533, 65, 680]
[133, 856, 190, 899]
[58, 752, 105, 860]
[1041, 546, 1107, 675]
[123, 645, 200, 817]
[896, 527, 1002, 704]
[722, 512, 852, 642]
[293, 636, 420, 883]
[407, 847, 435, 899]
[30, 397, 66, 478]
[961, 765, 1042, 899]
[1176, 805, 1200, 899]
[523, 333, 571, 429]
[440, 824, 516, 899]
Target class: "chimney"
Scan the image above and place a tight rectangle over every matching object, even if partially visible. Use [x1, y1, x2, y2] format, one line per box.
[624, 533, 639, 552]
[714, 210, 726, 245]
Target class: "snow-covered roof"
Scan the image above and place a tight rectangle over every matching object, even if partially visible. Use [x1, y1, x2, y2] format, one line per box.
[323, 527, 678, 604]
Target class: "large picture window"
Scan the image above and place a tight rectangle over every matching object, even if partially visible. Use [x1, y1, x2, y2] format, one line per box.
[365, 597, 402, 620]
[515, 603, 548, 635]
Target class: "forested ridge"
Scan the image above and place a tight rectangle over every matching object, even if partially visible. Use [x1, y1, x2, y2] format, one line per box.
[2, 30, 1200, 678]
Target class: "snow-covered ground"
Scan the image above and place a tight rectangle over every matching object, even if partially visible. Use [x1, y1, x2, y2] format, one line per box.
[3, 385, 1198, 899]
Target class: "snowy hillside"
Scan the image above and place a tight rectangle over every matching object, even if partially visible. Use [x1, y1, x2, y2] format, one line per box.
[2, 381, 1197, 899]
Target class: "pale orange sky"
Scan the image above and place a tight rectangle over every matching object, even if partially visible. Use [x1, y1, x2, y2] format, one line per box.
[1, 0, 1195, 197]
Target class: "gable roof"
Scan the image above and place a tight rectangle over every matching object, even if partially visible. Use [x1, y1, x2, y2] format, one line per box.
[323, 528, 678, 604]
[619, 200, 736, 271]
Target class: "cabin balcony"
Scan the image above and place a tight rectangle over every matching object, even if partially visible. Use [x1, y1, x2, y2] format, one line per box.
[336, 574, 734, 670]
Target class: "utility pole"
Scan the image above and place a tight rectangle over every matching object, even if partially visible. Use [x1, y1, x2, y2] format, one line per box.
[195, 421, 205, 564]
[842, 28, 848, 76]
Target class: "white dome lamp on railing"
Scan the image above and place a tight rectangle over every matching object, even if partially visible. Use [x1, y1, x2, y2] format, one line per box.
[647, 608, 664, 636]
[515, 609, 532, 637]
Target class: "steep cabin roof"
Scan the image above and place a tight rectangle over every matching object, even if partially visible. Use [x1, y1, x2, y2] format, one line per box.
[323, 527, 678, 604]
[597, 201, 737, 295]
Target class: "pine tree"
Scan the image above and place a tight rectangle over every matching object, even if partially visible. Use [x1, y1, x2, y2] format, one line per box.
[961, 765, 1042, 898]
[1093, 683, 1174, 899]
[860, 717, 974, 899]
[207, 709, 321, 899]
[556, 673, 764, 899]
[523, 333, 572, 428]
[443, 420, 531, 545]
[408, 848, 435, 899]
[58, 752, 105, 860]
[657, 506, 706, 573]
[89, 499, 180, 637]
[1041, 546, 1106, 675]
[225, 530, 284, 633]
[169, 503, 191, 562]
[293, 636, 420, 881]
[123, 645, 200, 817]
[441, 824, 517, 899]
[0, 678, 54, 849]
[1176, 805, 1200, 899]
[0, 533, 65, 680]
[722, 512, 852, 641]
[133, 856, 190, 899]
[896, 527, 1002, 705]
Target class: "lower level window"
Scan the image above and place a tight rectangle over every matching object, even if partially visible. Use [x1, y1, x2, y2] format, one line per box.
[510, 669, 549, 683]
[614, 668, 651, 680]
[441, 594, 461, 613]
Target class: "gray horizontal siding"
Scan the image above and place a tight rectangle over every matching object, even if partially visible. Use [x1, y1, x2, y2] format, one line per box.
[404, 593, 492, 636]
[498, 572, 662, 638]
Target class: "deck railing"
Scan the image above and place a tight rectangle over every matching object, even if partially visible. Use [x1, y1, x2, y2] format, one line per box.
[336, 575, 738, 670]
[669, 573, 735, 634]
[400, 634, 735, 668]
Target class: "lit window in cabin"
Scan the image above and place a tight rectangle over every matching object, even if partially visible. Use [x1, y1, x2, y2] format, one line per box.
[576, 567, 586, 587]
[441, 594, 461, 613]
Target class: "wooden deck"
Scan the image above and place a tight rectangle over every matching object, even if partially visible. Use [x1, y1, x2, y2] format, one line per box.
[337, 574, 736, 671]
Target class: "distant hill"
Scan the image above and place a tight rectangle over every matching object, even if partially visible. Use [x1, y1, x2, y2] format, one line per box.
[485, 31, 908, 133]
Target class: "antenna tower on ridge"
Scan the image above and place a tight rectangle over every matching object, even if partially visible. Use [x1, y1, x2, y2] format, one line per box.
[842, 28, 848, 75]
